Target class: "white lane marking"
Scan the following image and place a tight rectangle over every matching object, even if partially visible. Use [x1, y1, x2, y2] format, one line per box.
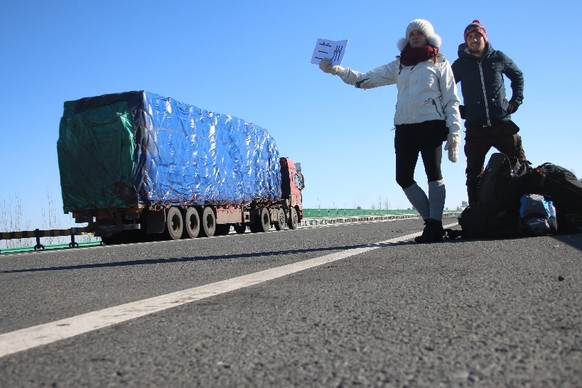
[0, 223, 456, 358]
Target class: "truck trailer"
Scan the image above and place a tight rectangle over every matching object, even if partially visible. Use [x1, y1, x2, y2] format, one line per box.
[57, 91, 304, 244]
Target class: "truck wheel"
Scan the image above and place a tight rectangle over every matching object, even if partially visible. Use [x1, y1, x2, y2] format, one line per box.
[165, 207, 184, 240]
[182, 207, 200, 238]
[251, 208, 270, 233]
[233, 224, 247, 234]
[287, 207, 299, 230]
[274, 208, 287, 231]
[199, 207, 216, 237]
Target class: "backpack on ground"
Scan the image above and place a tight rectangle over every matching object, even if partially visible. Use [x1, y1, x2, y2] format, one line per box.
[519, 194, 557, 236]
[455, 153, 529, 239]
[523, 163, 582, 214]
[522, 163, 582, 233]
[478, 152, 530, 210]
[457, 204, 520, 239]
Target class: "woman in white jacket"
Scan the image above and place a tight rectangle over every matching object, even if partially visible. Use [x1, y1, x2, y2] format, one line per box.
[320, 19, 461, 243]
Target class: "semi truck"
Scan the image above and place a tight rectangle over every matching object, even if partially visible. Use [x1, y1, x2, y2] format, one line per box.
[57, 91, 304, 244]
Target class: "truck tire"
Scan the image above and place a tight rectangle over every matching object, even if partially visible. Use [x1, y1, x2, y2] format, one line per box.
[199, 207, 216, 237]
[287, 207, 299, 230]
[182, 207, 201, 238]
[234, 224, 247, 234]
[274, 208, 287, 231]
[251, 208, 270, 233]
[165, 207, 184, 240]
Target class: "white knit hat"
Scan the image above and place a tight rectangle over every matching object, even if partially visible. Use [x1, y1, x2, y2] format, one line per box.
[397, 19, 442, 51]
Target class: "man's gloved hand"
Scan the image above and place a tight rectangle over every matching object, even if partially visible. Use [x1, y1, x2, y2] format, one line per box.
[507, 101, 519, 114]
[444, 132, 460, 163]
[319, 58, 340, 75]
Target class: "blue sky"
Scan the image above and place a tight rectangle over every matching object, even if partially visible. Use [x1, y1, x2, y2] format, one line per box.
[1, 0, 581, 230]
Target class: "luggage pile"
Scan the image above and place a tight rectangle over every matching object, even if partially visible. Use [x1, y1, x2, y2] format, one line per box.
[455, 153, 582, 239]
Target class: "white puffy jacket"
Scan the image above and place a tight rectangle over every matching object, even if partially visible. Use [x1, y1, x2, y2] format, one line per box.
[337, 56, 461, 133]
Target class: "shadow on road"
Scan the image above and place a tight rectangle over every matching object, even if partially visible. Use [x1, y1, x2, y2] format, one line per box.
[0, 239, 420, 274]
[551, 233, 582, 251]
[3, 232, 580, 275]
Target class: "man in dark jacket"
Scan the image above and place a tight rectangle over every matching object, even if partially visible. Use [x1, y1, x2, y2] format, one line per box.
[452, 20, 527, 206]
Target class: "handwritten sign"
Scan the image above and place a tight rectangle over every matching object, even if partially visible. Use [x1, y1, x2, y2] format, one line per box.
[311, 38, 348, 66]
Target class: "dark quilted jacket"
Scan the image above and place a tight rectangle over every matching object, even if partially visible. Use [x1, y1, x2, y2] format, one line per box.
[452, 43, 524, 128]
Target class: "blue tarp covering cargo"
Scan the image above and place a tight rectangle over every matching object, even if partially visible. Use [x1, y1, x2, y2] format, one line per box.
[57, 91, 281, 213]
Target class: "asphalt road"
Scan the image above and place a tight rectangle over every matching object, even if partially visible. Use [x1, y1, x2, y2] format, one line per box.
[0, 216, 580, 387]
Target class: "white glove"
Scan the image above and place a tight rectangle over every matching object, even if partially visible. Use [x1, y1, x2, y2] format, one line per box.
[319, 58, 340, 75]
[444, 132, 460, 163]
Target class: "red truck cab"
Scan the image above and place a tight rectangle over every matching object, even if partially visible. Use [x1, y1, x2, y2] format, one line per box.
[280, 157, 304, 227]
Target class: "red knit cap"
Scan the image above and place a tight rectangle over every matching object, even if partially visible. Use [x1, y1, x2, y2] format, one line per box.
[464, 19, 488, 44]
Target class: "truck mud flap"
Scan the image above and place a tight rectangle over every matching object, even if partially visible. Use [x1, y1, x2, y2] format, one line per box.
[146, 210, 165, 234]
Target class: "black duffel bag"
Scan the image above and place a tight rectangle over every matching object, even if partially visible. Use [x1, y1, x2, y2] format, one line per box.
[523, 163, 582, 233]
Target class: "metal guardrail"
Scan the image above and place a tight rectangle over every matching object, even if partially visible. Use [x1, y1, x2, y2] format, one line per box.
[301, 213, 418, 227]
[0, 240, 102, 254]
[301, 210, 460, 227]
[0, 227, 88, 252]
[303, 209, 416, 218]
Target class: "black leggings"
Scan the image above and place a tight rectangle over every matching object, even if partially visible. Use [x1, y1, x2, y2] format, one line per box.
[394, 120, 448, 189]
